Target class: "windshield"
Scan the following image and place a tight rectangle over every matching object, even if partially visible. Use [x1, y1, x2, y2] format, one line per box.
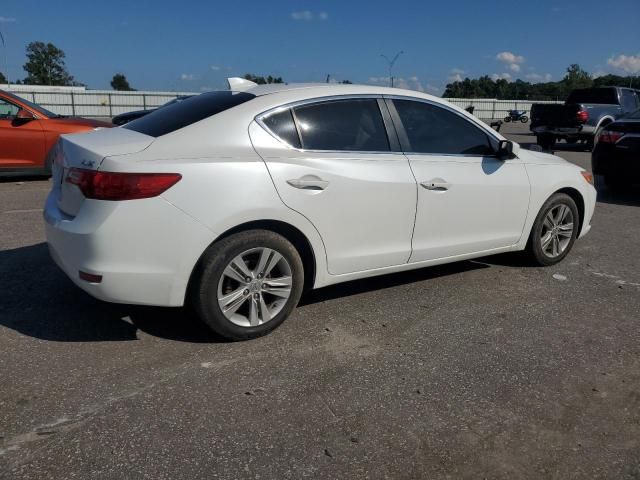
[124, 91, 255, 137]
[2, 90, 59, 117]
[566, 88, 617, 105]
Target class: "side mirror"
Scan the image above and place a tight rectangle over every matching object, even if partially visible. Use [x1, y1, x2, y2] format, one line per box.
[496, 139, 515, 160]
[16, 109, 35, 121]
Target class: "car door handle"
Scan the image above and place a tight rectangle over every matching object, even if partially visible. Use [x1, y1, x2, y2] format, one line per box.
[420, 180, 451, 191]
[286, 178, 330, 190]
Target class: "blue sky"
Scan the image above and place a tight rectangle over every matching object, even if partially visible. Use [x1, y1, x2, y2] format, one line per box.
[1, 0, 639, 94]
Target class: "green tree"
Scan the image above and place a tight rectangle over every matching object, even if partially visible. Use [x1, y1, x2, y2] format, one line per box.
[562, 64, 593, 91]
[23, 41, 75, 86]
[111, 73, 134, 91]
[243, 73, 284, 84]
[0, 71, 7, 84]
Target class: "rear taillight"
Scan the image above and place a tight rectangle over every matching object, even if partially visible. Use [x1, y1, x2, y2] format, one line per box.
[65, 168, 181, 200]
[576, 110, 589, 123]
[597, 129, 624, 144]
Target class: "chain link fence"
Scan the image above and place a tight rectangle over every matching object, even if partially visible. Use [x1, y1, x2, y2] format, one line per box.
[4, 86, 563, 120]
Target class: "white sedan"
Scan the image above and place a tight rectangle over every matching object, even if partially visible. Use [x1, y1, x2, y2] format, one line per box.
[44, 79, 596, 340]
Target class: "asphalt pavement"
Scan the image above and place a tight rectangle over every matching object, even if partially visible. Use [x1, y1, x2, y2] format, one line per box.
[1, 123, 639, 479]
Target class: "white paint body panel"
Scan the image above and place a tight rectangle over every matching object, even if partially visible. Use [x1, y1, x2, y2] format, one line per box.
[43, 83, 596, 307]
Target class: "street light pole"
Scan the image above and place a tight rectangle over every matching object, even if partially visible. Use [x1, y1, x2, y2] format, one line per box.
[0, 29, 7, 87]
[381, 51, 404, 87]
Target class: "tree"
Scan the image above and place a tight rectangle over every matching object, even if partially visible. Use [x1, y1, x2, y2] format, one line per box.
[23, 41, 75, 86]
[111, 73, 134, 91]
[562, 64, 592, 91]
[0, 71, 7, 84]
[243, 73, 284, 85]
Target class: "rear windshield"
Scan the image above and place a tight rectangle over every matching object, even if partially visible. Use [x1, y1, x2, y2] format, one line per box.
[566, 88, 617, 105]
[124, 91, 255, 137]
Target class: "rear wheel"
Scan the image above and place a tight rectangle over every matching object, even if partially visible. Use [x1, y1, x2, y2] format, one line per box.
[536, 133, 555, 150]
[525, 193, 579, 266]
[190, 230, 304, 340]
[504, 116, 512, 122]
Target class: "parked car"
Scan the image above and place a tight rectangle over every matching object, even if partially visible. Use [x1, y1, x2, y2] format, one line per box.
[530, 87, 640, 149]
[111, 95, 193, 126]
[0, 90, 111, 177]
[44, 79, 596, 340]
[592, 108, 640, 191]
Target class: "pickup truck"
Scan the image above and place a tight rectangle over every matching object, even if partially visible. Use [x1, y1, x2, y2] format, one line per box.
[530, 87, 640, 149]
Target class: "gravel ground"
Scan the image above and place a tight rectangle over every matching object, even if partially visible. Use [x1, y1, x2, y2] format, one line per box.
[1, 123, 639, 479]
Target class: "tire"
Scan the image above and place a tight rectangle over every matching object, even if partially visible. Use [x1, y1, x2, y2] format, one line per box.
[520, 116, 528, 123]
[189, 230, 304, 340]
[525, 193, 580, 266]
[536, 133, 554, 149]
[504, 116, 512, 122]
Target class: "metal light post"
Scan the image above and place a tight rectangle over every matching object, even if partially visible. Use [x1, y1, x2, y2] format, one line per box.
[381, 51, 404, 87]
[0, 29, 7, 87]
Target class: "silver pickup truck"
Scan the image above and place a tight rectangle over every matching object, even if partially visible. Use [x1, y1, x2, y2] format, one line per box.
[530, 87, 640, 149]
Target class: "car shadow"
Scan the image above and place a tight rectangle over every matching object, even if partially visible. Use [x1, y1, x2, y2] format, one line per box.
[300, 260, 488, 306]
[0, 243, 220, 343]
[1, 243, 490, 342]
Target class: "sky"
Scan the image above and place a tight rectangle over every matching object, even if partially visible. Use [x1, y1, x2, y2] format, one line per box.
[1, 0, 639, 94]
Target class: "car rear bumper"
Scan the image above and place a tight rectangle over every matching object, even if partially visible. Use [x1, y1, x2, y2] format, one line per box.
[44, 191, 215, 307]
[531, 125, 594, 136]
[592, 148, 640, 177]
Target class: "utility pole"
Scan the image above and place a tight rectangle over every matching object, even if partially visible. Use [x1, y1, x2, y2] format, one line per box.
[381, 51, 404, 87]
[0, 29, 7, 87]
[326, 74, 331, 84]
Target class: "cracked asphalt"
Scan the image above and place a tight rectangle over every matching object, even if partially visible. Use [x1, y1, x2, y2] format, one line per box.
[1, 123, 639, 479]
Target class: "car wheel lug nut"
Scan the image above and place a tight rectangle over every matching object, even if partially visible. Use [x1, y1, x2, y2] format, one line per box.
[243, 289, 249, 295]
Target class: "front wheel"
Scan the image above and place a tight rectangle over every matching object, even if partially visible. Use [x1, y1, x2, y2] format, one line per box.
[525, 193, 579, 266]
[520, 116, 529, 123]
[504, 116, 512, 122]
[189, 230, 304, 340]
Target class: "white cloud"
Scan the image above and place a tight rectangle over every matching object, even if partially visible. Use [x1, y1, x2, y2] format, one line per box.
[0, 16, 16, 23]
[592, 70, 607, 79]
[607, 54, 640, 74]
[525, 73, 552, 82]
[210, 65, 221, 71]
[491, 72, 512, 81]
[291, 10, 328, 21]
[496, 51, 525, 76]
[180, 73, 197, 81]
[496, 51, 525, 64]
[448, 69, 465, 82]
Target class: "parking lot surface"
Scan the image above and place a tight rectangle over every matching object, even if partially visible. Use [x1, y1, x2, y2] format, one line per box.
[1, 123, 639, 479]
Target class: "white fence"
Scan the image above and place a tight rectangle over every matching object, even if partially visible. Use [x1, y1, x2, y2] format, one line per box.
[2, 85, 562, 120]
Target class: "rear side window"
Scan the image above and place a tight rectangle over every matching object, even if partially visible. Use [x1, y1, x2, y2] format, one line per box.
[393, 99, 493, 155]
[292, 99, 390, 151]
[566, 88, 617, 105]
[262, 109, 301, 148]
[0, 99, 20, 118]
[124, 91, 255, 137]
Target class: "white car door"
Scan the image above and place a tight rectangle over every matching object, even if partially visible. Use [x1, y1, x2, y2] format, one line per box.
[250, 97, 417, 275]
[386, 97, 530, 262]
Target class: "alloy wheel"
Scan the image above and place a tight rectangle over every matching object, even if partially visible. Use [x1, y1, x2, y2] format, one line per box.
[540, 204, 575, 258]
[217, 247, 293, 327]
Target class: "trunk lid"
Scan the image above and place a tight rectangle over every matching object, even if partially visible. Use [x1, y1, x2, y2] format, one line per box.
[530, 103, 582, 129]
[53, 128, 154, 217]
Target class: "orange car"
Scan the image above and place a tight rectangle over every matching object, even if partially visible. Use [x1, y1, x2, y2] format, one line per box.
[0, 89, 112, 176]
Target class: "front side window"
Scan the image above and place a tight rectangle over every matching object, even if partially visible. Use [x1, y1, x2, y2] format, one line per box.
[292, 99, 390, 152]
[393, 99, 493, 155]
[0, 99, 20, 119]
